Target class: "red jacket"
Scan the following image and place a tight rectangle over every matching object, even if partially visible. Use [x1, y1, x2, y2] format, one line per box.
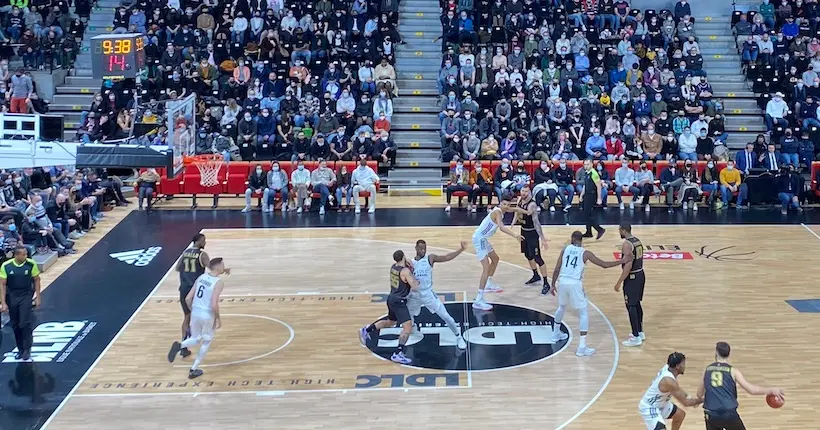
[606, 137, 624, 158]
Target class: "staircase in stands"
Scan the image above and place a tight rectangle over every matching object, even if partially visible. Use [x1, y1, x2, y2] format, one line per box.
[48, 1, 117, 140]
[390, 0, 445, 194]
[693, 7, 764, 149]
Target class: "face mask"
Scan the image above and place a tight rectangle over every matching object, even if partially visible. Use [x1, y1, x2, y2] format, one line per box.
[273, 166, 280, 172]
[297, 166, 304, 171]
[559, 163, 566, 168]
[245, 115, 252, 121]
[596, 165, 603, 171]
[475, 167, 482, 173]
[727, 165, 734, 171]
[14, 178, 22, 184]
[3, 179, 10, 185]
[621, 162, 628, 168]
[380, 92, 386, 97]
[593, 132, 600, 136]
[7, 224, 15, 232]
[456, 164, 463, 170]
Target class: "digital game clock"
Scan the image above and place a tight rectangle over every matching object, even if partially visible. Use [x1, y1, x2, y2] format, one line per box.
[90, 33, 146, 80]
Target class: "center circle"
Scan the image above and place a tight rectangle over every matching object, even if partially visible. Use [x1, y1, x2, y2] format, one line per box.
[364, 302, 570, 371]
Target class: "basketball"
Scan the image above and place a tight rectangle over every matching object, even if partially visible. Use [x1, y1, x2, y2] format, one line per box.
[766, 394, 784, 409]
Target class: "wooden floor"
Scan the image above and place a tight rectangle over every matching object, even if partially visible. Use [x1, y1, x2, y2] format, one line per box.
[45, 225, 819, 429]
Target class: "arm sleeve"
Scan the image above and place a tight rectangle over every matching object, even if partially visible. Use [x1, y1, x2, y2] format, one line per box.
[29, 259, 40, 277]
[0, 263, 6, 279]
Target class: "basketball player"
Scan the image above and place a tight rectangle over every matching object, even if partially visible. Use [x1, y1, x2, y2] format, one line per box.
[359, 250, 419, 364]
[175, 233, 209, 358]
[614, 223, 646, 347]
[408, 239, 468, 349]
[638, 352, 703, 430]
[696, 342, 785, 430]
[509, 185, 551, 294]
[167, 258, 227, 379]
[472, 193, 522, 311]
[550, 231, 620, 356]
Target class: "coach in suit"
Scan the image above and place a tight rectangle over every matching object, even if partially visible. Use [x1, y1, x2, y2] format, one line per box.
[734, 143, 757, 175]
[759, 143, 782, 171]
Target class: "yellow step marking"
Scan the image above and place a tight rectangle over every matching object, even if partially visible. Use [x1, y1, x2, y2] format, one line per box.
[409, 161, 419, 167]
[415, 32, 424, 36]
[727, 93, 736, 97]
[739, 127, 748, 131]
[411, 124, 421, 130]
[733, 109, 742, 114]
[704, 16, 713, 22]
[412, 107, 421, 112]
[414, 74, 423, 80]
[410, 142, 420, 147]
[80, 88, 90, 93]
[415, 51, 423, 56]
[714, 54, 722, 59]
[73, 105, 82, 110]
[709, 35, 717, 40]
[416, 12, 424, 16]
[413, 90, 422, 95]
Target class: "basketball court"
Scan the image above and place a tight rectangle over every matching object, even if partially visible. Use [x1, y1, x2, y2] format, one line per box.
[26, 217, 817, 429]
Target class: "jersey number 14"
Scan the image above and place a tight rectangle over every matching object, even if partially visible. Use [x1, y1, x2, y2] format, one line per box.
[564, 254, 578, 268]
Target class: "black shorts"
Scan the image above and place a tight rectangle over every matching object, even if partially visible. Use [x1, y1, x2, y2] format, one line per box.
[386, 297, 411, 324]
[520, 229, 541, 260]
[180, 285, 193, 315]
[704, 410, 745, 430]
[623, 270, 646, 306]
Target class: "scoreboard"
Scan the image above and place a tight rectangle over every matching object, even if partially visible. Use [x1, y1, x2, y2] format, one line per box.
[90, 33, 146, 80]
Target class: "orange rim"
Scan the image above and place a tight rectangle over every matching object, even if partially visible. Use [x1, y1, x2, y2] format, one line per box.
[184, 154, 224, 166]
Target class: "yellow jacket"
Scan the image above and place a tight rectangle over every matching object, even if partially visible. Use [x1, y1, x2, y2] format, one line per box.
[719, 167, 741, 186]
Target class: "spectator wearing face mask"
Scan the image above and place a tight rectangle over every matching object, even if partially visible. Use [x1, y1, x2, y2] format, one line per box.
[351, 158, 379, 214]
[719, 160, 749, 209]
[634, 161, 656, 212]
[445, 160, 472, 212]
[263, 162, 289, 212]
[639, 126, 662, 160]
[776, 165, 803, 214]
[677, 127, 697, 161]
[659, 159, 684, 210]
[764, 92, 789, 132]
[780, 129, 800, 166]
[613, 157, 635, 210]
[585, 128, 607, 161]
[678, 160, 702, 210]
[553, 160, 575, 211]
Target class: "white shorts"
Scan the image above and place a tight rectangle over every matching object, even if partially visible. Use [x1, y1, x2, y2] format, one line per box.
[189, 311, 216, 342]
[407, 289, 442, 316]
[639, 403, 675, 430]
[557, 278, 587, 309]
[472, 236, 494, 261]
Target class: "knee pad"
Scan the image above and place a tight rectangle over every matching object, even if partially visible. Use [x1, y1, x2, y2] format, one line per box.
[534, 255, 545, 266]
[578, 307, 589, 332]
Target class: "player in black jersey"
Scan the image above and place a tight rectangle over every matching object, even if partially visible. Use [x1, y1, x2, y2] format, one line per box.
[359, 249, 419, 364]
[614, 223, 646, 347]
[510, 185, 551, 294]
[696, 342, 784, 430]
[175, 234, 209, 358]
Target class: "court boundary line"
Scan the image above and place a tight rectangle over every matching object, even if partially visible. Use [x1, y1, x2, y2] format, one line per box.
[173, 314, 295, 368]
[40, 243, 190, 430]
[71, 383, 471, 399]
[801, 223, 820, 241]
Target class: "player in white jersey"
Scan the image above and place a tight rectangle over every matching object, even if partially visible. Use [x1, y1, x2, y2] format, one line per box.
[638, 352, 702, 430]
[408, 239, 468, 349]
[549, 231, 619, 356]
[471, 193, 522, 311]
[167, 257, 227, 379]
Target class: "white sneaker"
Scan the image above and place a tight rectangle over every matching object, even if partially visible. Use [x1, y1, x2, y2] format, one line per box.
[639, 332, 646, 341]
[444, 205, 451, 212]
[619, 202, 624, 210]
[355, 205, 361, 214]
[241, 206, 250, 213]
[576, 346, 596, 357]
[368, 206, 375, 213]
[693, 203, 698, 211]
[629, 201, 635, 210]
[645, 204, 650, 213]
[268, 205, 274, 212]
[549, 205, 556, 212]
[484, 282, 503, 293]
[536, 205, 542, 212]
[296, 207, 303, 213]
[456, 335, 467, 349]
[282, 205, 289, 212]
[471, 207, 477, 213]
[682, 202, 688, 210]
[550, 331, 569, 343]
[319, 206, 325, 215]
[622, 335, 643, 347]
[472, 300, 493, 310]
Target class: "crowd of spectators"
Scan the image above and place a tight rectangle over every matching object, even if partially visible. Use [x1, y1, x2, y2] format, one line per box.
[2, 3, 84, 72]
[436, 0, 730, 167]
[0, 166, 129, 262]
[739, 1, 820, 170]
[86, 0, 403, 170]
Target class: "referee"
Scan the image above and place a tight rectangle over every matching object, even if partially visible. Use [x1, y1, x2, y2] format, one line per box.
[0, 247, 42, 361]
[580, 160, 605, 240]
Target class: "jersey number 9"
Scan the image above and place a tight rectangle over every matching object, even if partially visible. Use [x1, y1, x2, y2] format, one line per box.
[710, 371, 723, 387]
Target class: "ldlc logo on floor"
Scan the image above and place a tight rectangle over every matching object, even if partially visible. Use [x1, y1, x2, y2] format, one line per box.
[110, 246, 162, 266]
[365, 302, 569, 371]
[3, 321, 96, 363]
[614, 244, 694, 261]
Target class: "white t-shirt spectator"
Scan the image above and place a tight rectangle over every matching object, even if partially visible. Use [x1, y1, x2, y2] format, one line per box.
[765, 97, 788, 119]
[352, 164, 379, 188]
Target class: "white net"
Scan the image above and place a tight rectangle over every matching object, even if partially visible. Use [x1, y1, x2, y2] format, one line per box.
[195, 158, 224, 187]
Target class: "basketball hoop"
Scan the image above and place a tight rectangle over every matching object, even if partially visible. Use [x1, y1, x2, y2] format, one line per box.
[186, 154, 225, 187]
